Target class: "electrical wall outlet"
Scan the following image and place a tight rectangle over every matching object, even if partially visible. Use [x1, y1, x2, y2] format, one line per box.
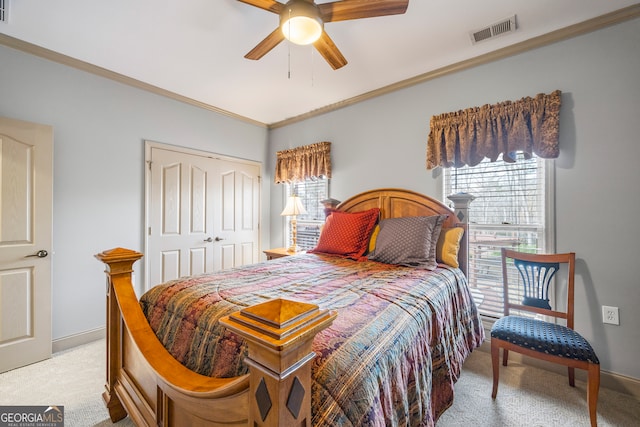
[602, 306, 620, 325]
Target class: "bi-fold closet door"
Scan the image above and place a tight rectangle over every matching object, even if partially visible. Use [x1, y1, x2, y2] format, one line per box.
[146, 143, 261, 290]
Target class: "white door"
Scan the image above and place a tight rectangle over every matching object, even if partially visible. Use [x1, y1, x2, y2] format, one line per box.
[147, 145, 260, 289]
[215, 158, 261, 271]
[0, 117, 53, 373]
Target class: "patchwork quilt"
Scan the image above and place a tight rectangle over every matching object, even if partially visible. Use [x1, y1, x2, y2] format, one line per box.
[141, 253, 485, 426]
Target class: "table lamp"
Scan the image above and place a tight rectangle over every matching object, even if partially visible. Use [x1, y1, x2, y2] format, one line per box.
[281, 195, 308, 253]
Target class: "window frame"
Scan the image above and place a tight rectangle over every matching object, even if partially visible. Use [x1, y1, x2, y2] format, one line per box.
[443, 154, 555, 320]
[284, 178, 330, 251]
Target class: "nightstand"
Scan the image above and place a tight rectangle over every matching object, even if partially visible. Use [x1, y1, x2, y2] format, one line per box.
[263, 247, 296, 260]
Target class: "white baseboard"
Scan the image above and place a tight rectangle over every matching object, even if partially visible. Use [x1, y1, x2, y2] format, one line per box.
[52, 327, 105, 353]
[477, 338, 640, 401]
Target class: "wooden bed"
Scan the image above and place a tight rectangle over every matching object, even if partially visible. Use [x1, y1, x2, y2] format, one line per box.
[96, 188, 480, 427]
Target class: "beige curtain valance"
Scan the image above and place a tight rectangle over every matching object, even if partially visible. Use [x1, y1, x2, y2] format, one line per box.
[426, 90, 561, 169]
[274, 141, 332, 183]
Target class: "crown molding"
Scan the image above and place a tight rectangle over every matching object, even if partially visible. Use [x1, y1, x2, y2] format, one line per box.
[269, 4, 640, 129]
[0, 32, 267, 128]
[2, 4, 638, 130]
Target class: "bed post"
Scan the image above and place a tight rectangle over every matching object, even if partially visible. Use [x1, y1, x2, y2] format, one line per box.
[220, 299, 337, 427]
[95, 247, 143, 423]
[447, 193, 475, 278]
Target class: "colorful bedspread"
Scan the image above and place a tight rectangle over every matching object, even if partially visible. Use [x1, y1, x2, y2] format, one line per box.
[140, 253, 485, 426]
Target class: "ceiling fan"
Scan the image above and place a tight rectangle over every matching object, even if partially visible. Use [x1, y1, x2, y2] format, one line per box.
[238, 0, 410, 70]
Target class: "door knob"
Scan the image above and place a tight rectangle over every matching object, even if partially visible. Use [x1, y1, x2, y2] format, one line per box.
[204, 237, 213, 242]
[214, 237, 225, 241]
[26, 250, 48, 258]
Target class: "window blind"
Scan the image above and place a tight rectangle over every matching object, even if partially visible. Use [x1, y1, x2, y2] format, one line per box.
[444, 154, 551, 319]
[286, 179, 329, 250]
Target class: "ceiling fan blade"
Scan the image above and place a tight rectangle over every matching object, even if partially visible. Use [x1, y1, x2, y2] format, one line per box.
[236, 0, 284, 14]
[245, 28, 286, 60]
[319, 0, 409, 22]
[314, 32, 348, 70]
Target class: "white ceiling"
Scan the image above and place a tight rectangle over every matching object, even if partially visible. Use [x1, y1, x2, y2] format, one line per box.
[1, 0, 638, 126]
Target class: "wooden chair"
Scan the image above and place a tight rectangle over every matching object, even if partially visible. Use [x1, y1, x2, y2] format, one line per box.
[491, 249, 600, 427]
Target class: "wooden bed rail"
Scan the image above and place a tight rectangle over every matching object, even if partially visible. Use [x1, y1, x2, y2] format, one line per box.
[96, 247, 336, 426]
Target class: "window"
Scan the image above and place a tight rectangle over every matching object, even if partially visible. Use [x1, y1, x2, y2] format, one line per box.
[286, 178, 329, 250]
[444, 153, 554, 319]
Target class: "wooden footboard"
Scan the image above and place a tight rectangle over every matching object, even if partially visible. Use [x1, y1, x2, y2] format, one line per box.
[96, 248, 336, 426]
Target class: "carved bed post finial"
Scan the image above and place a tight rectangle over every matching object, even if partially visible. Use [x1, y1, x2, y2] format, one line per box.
[95, 247, 143, 278]
[220, 299, 337, 427]
[95, 248, 143, 422]
[447, 193, 475, 278]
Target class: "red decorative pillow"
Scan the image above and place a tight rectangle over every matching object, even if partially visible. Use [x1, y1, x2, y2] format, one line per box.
[309, 208, 380, 260]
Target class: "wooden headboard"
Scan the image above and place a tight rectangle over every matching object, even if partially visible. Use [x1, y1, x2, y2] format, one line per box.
[337, 188, 469, 276]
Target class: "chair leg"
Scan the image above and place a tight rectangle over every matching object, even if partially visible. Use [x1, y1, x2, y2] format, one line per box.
[568, 366, 575, 387]
[502, 348, 509, 366]
[491, 339, 500, 398]
[587, 363, 600, 427]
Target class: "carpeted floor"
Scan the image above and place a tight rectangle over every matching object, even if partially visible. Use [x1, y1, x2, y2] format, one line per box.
[0, 340, 638, 426]
[0, 340, 133, 427]
[438, 350, 640, 427]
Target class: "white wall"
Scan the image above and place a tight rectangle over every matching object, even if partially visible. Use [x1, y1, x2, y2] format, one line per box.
[269, 18, 640, 379]
[0, 44, 271, 342]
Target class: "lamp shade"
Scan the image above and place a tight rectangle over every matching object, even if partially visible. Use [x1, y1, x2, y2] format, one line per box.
[280, 0, 323, 45]
[281, 195, 308, 216]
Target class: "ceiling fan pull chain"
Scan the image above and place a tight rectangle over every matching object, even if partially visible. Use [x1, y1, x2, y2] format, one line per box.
[288, 42, 291, 79]
[287, 8, 292, 79]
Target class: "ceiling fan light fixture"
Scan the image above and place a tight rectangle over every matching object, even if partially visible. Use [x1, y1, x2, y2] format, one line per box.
[280, 1, 323, 45]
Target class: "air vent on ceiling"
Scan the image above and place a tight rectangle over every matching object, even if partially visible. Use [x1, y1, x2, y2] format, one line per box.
[0, 0, 9, 24]
[470, 15, 517, 45]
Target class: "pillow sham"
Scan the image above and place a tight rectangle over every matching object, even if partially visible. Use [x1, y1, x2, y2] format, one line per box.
[436, 227, 465, 268]
[368, 215, 446, 269]
[309, 208, 380, 260]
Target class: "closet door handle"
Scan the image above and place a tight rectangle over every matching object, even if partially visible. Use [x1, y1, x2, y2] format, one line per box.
[26, 250, 49, 258]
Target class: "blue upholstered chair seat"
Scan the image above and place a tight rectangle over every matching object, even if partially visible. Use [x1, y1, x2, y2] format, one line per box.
[491, 315, 599, 364]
